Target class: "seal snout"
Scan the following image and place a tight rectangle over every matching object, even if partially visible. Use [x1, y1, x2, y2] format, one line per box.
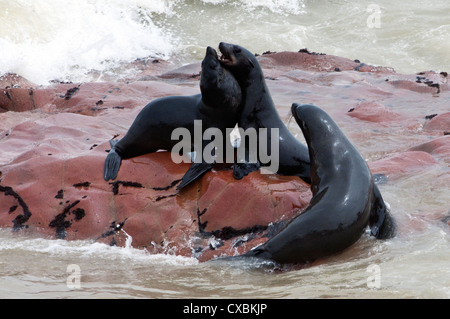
[218, 42, 231, 53]
[218, 42, 234, 65]
[291, 102, 301, 114]
[291, 102, 306, 121]
[206, 46, 219, 59]
[291, 103, 319, 132]
[291, 103, 317, 117]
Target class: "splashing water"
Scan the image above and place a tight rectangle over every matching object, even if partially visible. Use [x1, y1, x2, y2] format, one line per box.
[1, 0, 450, 84]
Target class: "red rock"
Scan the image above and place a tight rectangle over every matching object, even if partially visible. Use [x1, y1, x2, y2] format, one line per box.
[1, 72, 199, 115]
[0, 74, 37, 112]
[423, 112, 450, 133]
[0, 110, 310, 260]
[257, 51, 395, 79]
[0, 87, 35, 112]
[159, 62, 201, 80]
[409, 136, 450, 164]
[346, 101, 405, 124]
[126, 57, 175, 81]
[368, 151, 439, 179]
[0, 73, 36, 88]
[1, 50, 449, 261]
[384, 71, 450, 95]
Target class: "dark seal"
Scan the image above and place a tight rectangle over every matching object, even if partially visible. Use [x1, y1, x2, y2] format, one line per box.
[238, 103, 396, 265]
[103, 47, 242, 190]
[218, 42, 311, 183]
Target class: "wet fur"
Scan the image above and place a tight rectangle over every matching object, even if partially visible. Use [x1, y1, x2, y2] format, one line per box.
[218, 42, 311, 183]
[239, 104, 396, 264]
[103, 47, 242, 189]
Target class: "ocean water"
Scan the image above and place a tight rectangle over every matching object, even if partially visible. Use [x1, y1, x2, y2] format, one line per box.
[1, 0, 450, 84]
[1, 0, 450, 299]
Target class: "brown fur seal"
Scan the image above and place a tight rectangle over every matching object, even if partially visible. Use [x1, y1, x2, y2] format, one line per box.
[104, 47, 242, 190]
[218, 42, 311, 183]
[237, 103, 396, 265]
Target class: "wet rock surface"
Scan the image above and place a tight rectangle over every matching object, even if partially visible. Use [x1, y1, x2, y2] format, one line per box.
[1, 51, 449, 260]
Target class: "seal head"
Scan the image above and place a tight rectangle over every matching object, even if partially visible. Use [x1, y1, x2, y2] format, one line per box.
[219, 42, 255, 86]
[201, 46, 241, 109]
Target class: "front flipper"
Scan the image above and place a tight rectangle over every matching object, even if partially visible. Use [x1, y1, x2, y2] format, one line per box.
[104, 139, 122, 181]
[369, 184, 397, 239]
[177, 161, 214, 190]
[232, 130, 262, 180]
[233, 142, 260, 179]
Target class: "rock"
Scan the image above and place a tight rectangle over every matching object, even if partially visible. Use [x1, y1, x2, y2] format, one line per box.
[409, 136, 450, 164]
[1, 49, 449, 261]
[257, 51, 394, 74]
[0, 88, 35, 112]
[0, 110, 311, 261]
[368, 151, 439, 180]
[423, 112, 450, 134]
[346, 101, 405, 124]
[0, 73, 36, 88]
[159, 62, 202, 81]
[1, 77, 199, 116]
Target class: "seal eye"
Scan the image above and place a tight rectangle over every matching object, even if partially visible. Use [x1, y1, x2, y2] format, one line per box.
[233, 47, 242, 54]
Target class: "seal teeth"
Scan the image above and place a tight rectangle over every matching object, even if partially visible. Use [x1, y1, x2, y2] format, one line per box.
[220, 54, 230, 63]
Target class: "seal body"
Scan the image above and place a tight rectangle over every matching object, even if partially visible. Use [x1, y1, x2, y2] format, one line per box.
[241, 103, 396, 265]
[104, 47, 242, 189]
[218, 42, 311, 183]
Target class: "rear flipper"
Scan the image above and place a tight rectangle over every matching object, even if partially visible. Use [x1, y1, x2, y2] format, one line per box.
[241, 245, 271, 259]
[214, 244, 273, 264]
[176, 161, 214, 190]
[369, 184, 397, 239]
[104, 139, 122, 181]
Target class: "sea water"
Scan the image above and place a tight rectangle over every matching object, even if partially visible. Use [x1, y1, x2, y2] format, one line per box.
[0, 0, 449, 299]
[1, 0, 450, 84]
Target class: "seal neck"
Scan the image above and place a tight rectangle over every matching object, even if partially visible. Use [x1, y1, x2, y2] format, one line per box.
[238, 66, 278, 126]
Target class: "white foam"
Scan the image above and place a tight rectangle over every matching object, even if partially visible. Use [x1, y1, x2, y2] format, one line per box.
[1, 0, 449, 85]
[0, 0, 176, 85]
[0, 229, 198, 267]
[240, 0, 306, 15]
[199, 0, 305, 15]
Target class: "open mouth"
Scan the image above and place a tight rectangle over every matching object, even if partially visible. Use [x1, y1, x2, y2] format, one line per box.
[219, 44, 233, 65]
[219, 48, 233, 65]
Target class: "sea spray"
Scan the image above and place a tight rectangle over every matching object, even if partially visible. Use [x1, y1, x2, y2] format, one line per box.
[121, 228, 133, 250]
[0, 0, 176, 84]
[2, 0, 450, 85]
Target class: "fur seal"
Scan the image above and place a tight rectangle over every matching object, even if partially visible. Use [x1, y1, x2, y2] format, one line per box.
[104, 47, 242, 189]
[239, 103, 396, 265]
[218, 42, 311, 183]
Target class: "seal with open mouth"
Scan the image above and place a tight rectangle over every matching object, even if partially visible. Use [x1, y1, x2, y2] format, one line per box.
[218, 42, 311, 183]
[103, 47, 242, 190]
